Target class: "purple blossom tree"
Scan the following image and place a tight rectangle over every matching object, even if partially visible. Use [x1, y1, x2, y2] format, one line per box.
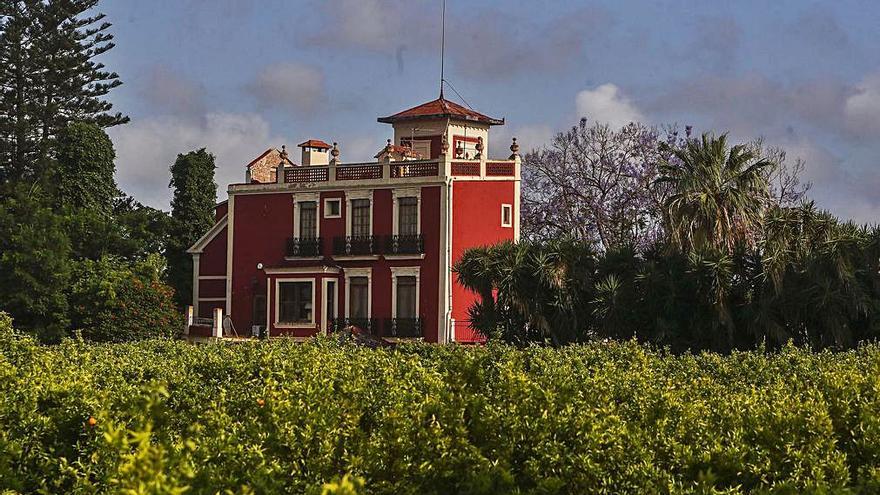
[521, 118, 687, 251]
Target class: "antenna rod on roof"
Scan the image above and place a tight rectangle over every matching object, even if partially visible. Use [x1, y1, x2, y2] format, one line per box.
[439, 0, 446, 98]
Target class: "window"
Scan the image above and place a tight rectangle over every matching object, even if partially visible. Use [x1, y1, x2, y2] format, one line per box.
[349, 277, 369, 319]
[401, 139, 431, 159]
[351, 199, 370, 237]
[324, 198, 341, 218]
[278, 281, 313, 324]
[395, 276, 417, 319]
[299, 201, 317, 239]
[398, 197, 418, 236]
[501, 204, 513, 228]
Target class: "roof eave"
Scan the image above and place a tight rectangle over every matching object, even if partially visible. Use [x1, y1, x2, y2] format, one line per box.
[377, 114, 505, 126]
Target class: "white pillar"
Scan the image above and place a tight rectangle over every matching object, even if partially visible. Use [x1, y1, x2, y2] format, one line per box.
[213, 307, 223, 338]
[185, 305, 194, 335]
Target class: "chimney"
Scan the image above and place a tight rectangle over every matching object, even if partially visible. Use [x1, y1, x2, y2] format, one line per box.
[298, 139, 331, 166]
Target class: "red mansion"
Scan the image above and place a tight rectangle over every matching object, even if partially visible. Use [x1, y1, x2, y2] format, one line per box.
[185, 95, 521, 343]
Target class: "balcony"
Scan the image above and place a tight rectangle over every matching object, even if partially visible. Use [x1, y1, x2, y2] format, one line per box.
[329, 317, 423, 339]
[333, 235, 378, 256]
[331, 234, 424, 257]
[383, 234, 424, 255]
[330, 318, 379, 334]
[286, 237, 322, 257]
[384, 318, 423, 338]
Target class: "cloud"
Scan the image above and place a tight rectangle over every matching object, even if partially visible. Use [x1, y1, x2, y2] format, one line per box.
[844, 73, 880, 137]
[690, 16, 742, 73]
[648, 73, 853, 139]
[576, 84, 646, 128]
[300, 2, 610, 80]
[109, 113, 287, 209]
[789, 6, 849, 51]
[246, 62, 325, 114]
[139, 65, 206, 118]
[306, 0, 401, 52]
[449, 6, 610, 81]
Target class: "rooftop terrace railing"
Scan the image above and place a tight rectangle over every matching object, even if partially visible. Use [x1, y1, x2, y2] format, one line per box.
[275, 158, 517, 185]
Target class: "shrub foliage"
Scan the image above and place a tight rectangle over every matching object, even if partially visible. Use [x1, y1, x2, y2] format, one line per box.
[2, 323, 880, 493]
[67, 255, 180, 342]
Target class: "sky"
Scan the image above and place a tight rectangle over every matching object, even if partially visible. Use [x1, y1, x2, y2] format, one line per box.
[100, 0, 880, 222]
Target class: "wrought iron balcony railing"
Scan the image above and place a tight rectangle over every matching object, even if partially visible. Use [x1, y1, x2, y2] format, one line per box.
[329, 318, 379, 334]
[333, 235, 378, 256]
[286, 237, 322, 257]
[383, 234, 424, 255]
[329, 317, 423, 338]
[383, 317, 423, 338]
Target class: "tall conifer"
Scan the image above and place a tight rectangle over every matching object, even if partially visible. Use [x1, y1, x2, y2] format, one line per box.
[168, 149, 218, 306]
[0, 0, 127, 183]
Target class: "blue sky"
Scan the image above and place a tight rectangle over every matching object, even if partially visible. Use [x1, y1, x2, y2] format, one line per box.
[102, 0, 880, 222]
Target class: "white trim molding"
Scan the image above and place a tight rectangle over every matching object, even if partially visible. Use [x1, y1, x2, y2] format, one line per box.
[501, 203, 513, 228]
[293, 192, 321, 239]
[321, 278, 338, 334]
[274, 277, 317, 329]
[225, 194, 235, 316]
[323, 197, 342, 218]
[264, 266, 340, 275]
[187, 215, 228, 254]
[344, 267, 372, 319]
[191, 253, 200, 308]
[345, 189, 373, 237]
[391, 187, 422, 236]
[390, 266, 420, 319]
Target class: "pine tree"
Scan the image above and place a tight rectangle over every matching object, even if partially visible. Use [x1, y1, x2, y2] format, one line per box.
[0, 0, 127, 184]
[167, 149, 217, 306]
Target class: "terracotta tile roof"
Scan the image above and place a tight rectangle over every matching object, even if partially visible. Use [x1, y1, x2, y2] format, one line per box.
[297, 139, 332, 149]
[378, 96, 504, 125]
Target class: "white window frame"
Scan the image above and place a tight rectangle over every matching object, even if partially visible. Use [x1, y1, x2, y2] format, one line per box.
[392, 187, 421, 236]
[345, 189, 373, 237]
[501, 203, 513, 228]
[293, 192, 321, 239]
[274, 277, 316, 328]
[323, 197, 342, 219]
[321, 278, 338, 334]
[401, 138, 431, 159]
[344, 267, 372, 318]
[390, 266, 420, 319]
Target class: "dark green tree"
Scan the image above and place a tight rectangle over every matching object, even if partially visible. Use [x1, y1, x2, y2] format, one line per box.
[0, 0, 127, 183]
[0, 186, 71, 341]
[55, 121, 117, 213]
[167, 149, 217, 306]
[112, 196, 173, 261]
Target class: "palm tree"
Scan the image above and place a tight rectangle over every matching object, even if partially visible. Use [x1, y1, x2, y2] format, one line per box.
[656, 133, 773, 253]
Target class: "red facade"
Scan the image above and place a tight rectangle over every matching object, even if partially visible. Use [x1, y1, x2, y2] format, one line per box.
[187, 97, 520, 343]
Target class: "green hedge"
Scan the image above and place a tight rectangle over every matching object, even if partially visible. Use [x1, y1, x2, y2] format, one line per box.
[2, 320, 880, 493]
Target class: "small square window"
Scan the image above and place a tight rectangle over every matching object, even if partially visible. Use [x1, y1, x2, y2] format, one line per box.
[324, 198, 341, 218]
[501, 204, 513, 228]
